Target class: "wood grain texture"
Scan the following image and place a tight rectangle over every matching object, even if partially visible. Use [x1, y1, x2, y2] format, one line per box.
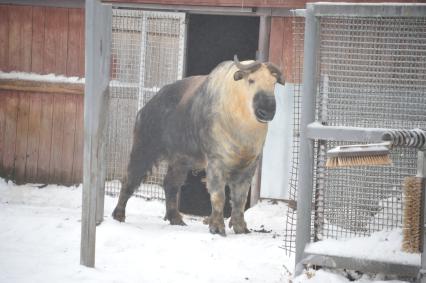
[281, 17, 294, 83]
[67, 8, 85, 77]
[44, 8, 69, 75]
[25, 92, 42, 183]
[2, 94, 19, 179]
[0, 5, 85, 185]
[0, 79, 84, 95]
[0, 92, 6, 173]
[0, 6, 9, 71]
[8, 6, 32, 72]
[36, 94, 53, 183]
[14, 93, 30, 183]
[72, 96, 84, 183]
[62, 94, 77, 184]
[31, 7, 46, 74]
[50, 94, 66, 184]
[268, 17, 299, 83]
[269, 17, 284, 70]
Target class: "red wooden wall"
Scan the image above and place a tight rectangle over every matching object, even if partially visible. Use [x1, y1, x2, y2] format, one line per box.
[0, 5, 84, 76]
[0, 5, 85, 185]
[269, 17, 304, 84]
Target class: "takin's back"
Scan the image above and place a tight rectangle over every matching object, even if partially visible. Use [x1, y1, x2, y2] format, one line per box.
[133, 75, 209, 164]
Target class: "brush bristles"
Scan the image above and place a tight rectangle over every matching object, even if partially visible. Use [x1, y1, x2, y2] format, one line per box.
[325, 154, 392, 168]
[402, 176, 425, 253]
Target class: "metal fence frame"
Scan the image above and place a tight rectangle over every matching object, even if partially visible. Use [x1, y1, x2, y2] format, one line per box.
[295, 2, 426, 280]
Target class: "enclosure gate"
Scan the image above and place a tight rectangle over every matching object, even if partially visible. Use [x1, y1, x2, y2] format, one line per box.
[105, 8, 186, 199]
[295, 3, 426, 278]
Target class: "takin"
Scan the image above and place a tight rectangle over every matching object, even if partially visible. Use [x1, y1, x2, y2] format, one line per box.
[112, 55, 283, 236]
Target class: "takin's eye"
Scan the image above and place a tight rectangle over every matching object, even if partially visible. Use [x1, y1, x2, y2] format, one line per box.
[248, 79, 255, 85]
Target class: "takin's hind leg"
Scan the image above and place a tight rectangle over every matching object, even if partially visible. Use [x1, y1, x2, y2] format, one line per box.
[163, 162, 190, 226]
[228, 180, 251, 234]
[112, 161, 144, 222]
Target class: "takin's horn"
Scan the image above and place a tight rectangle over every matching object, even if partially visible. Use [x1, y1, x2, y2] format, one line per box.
[233, 55, 262, 72]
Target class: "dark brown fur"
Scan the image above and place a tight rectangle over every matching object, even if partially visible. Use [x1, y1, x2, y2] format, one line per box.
[112, 59, 282, 235]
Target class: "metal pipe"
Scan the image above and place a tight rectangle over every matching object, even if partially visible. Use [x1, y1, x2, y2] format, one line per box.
[307, 123, 401, 143]
[312, 3, 426, 18]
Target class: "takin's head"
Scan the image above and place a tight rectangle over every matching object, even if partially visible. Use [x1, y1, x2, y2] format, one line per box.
[231, 55, 283, 123]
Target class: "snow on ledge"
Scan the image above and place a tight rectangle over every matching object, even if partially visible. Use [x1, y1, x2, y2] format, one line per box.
[0, 71, 85, 84]
[305, 229, 420, 266]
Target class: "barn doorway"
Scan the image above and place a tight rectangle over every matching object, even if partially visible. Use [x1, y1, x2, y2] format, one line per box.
[179, 14, 260, 217]
[185, 14, 260, 76]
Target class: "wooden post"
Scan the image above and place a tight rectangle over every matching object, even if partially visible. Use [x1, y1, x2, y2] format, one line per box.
[258, 15, 271, 62]
[80, 0, 111, 268]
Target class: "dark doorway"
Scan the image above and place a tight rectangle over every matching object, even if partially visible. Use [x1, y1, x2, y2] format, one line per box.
[185, 14, 260, 76]
[179, 14, 259, 217]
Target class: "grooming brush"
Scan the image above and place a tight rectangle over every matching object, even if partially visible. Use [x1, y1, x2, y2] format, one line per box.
[402, 150, 425, 253]
[325, 142, 392, 168]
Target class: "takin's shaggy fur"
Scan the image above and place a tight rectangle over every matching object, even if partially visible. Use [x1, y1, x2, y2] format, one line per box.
[112, 56, 283, 236]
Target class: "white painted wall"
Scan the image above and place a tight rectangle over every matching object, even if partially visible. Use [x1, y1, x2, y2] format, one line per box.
[260, 83, 295, 200]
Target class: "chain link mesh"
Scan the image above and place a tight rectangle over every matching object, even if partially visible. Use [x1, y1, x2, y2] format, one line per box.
[284, 13, 426, 254]
[314, 16, 426, 240]
[105, 8, 185, 199]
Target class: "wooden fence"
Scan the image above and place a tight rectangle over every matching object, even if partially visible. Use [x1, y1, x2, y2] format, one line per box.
[0, 89, 84, 185]
[0, 5, 84, 76]
[0, 4, 85, 185]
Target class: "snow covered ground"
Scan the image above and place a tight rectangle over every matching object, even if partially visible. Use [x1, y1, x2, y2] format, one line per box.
[0, 178, 412, 283]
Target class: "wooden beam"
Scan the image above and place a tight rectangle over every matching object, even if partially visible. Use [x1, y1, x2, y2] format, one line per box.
[0, 79, 84, 95]
[0, 0, 84, 8]
[80, 0, 111, 268]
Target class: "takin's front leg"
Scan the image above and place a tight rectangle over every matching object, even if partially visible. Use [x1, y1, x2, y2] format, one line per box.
[228, 180, 251, 234]
[205, 162, 226, 236]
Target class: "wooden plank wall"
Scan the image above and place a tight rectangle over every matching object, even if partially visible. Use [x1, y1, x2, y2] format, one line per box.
[0, 5, 85, 185]
[269, 17, 304, 84]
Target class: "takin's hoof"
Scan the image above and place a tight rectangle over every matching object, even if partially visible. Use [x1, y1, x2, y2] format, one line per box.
[205, 217, 226, 236]
[209, 223, 226, 236]
[164, 212, 187, 226]
[112, 207, 126, 222]
[229, 218, 251, 234]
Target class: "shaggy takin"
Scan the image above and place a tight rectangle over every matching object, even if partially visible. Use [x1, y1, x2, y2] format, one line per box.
[112, 56, 283, 235]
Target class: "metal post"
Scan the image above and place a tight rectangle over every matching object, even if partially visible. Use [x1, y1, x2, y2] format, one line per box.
[295, 3, 319, 274]
[81, 0, 111, 267]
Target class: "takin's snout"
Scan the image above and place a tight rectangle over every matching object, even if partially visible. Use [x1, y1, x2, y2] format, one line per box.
[253, 91, 276, 123]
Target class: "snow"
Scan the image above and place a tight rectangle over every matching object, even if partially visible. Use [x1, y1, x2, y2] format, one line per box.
[0, 71, 84, 84]
[294, 269, 408, 283]
[0, 178, 413, 283]
[0, 178, 291, 283]
[305, 229, 420, 266]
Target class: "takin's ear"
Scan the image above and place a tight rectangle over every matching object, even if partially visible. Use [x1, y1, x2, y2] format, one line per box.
[266, 63, 284, 84]
[233, 70, 246, 81]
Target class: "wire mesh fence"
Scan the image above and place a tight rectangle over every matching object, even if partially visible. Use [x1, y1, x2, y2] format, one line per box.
[105, 8, 186, 199]
[283, 14, 305, 254]
[285, 11, 426, 254]
[312, 16, 426, 241]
